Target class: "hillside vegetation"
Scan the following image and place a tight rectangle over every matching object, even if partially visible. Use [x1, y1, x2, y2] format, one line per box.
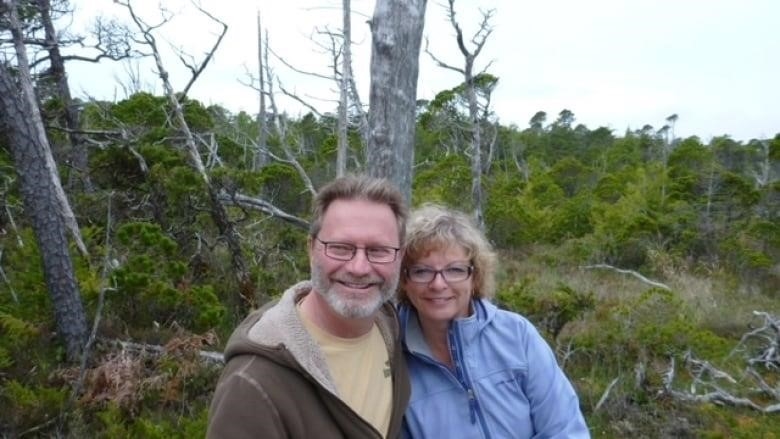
[1, 92, 779, 437]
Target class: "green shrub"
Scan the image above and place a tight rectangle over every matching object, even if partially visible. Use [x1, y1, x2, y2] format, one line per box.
[497, 281, 595, 339]
[1, 380, 68, 431]
[110, 222, 226, 331]
[573, 289, 731, 368]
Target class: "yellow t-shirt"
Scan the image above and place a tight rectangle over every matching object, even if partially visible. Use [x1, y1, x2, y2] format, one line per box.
[300, 313, 392, 437]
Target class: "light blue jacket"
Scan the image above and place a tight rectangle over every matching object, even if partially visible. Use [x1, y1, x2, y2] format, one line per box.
[399, 299, 590, 439]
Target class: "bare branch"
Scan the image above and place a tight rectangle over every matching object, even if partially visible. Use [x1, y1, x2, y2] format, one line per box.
[581, 264, 671, 291]
[107, 338, 224, 364]
[662, 327, 780, 414]
[179, 0, 228, 98]
[424, 37, 464, 74]
[728, 311, 780, 370]
[217, 192, 309, 229]
[263, 60, 317, 198]
[268, 46, 332, 81]
[277, 82, 325, 118]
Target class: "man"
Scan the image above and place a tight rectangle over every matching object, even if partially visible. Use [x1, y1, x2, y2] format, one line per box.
[207, 175, 410, 439]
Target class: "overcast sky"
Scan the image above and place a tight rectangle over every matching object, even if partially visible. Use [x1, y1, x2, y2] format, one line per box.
[66, 0, 779, 142]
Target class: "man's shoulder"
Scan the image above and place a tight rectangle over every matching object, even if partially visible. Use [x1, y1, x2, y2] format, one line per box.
[221, 347, 306, 386]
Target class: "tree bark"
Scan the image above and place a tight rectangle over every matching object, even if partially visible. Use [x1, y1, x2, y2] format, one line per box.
[0, 0, 87, 363]
[367, 0, 427, 202]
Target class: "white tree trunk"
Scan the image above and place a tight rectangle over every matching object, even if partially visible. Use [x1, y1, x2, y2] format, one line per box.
[367, 0, 427, 202]
[336, 0, 352, 177]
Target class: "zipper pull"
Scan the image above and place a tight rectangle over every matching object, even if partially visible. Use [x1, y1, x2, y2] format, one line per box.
[468, 388, 477, 424]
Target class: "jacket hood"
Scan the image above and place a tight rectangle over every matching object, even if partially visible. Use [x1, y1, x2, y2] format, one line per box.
[223, 280, 400, 395]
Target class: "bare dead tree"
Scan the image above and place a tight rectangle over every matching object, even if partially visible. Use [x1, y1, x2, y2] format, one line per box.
[367, 0, 428, 202]
[272, 5, 366, 175]
[263, 55, 317, 198]
[240, 34, 317, 199]
[425, 0, 495, 229]
[208, 59, 320, 213]
[253, 11, 268, 171]
[117, 0, 264, 308]
[34, 0, 93, 191]
[247, 6, 367, 176]
[0, 0, 87, 362]
[336, 0, 351, 177]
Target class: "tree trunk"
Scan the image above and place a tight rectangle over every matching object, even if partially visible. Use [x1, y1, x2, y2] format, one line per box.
[367, 0, 427, 202]
[465, 68, 484, 230]
[0, 2, 87, 362]
[336, 0, 351, 177]
[37, 0, 93, 193]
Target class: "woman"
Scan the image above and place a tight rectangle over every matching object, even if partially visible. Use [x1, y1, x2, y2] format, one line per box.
[398, 204, 589, 438]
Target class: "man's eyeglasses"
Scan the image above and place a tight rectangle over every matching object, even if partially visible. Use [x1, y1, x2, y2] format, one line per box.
[315, 237, 400, 264]
[405, 264, 474, 283]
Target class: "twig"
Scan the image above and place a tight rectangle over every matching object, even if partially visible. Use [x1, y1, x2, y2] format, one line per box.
[72, 192, 116, 401]
[0, 248, 19, 303]
[594, 376, 620, 412]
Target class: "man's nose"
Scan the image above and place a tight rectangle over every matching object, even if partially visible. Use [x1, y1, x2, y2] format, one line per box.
[345, 248, 373, 273]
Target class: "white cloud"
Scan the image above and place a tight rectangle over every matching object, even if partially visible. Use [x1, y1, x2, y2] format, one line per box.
[65, 0, 780, 142]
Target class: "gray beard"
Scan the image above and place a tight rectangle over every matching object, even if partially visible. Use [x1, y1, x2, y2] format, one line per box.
[310, 263, 399, 319]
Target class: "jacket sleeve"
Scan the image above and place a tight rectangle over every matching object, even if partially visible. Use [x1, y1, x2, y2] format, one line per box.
[207, 369, 287, 439]
[522, 322, 590, 438]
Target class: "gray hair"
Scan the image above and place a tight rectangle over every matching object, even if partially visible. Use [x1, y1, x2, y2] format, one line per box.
[310, 175, 407, 244]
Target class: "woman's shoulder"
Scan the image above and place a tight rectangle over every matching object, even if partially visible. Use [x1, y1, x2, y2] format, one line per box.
[479, 299, 546, 341]
[479, 298, 533, 325]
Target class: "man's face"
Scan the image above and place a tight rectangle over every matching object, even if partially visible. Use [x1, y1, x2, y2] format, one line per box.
[310, 198, 401, 319]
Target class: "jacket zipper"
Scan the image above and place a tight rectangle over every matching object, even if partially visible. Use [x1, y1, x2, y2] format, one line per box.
[449, 322, 492, 439]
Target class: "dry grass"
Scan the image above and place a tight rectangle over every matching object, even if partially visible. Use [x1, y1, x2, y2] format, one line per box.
[496, 246, 780, 338]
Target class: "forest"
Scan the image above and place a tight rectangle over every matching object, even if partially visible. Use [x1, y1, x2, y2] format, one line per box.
[1, 0, 779, 437]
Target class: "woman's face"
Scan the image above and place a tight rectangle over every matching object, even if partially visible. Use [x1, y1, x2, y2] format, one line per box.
[403, 245, 474, 325]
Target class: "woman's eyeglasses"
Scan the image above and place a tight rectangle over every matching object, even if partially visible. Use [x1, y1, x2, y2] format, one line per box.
[405, 264, 473, 283]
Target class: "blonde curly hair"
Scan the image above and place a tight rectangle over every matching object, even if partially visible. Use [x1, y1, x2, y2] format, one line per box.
[398, 203, 497, 303]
